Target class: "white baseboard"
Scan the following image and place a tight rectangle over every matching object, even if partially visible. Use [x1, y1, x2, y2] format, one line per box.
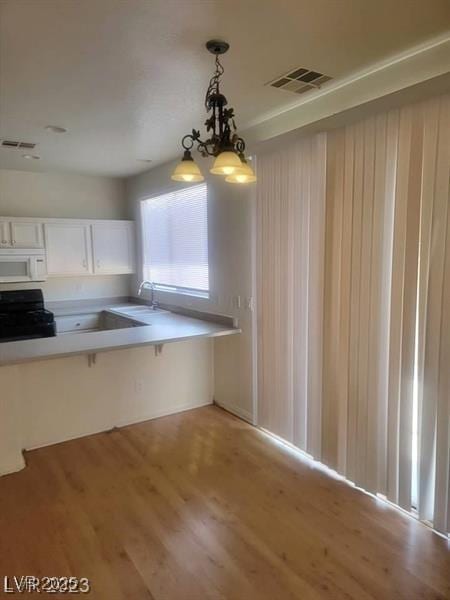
[24, 401, 213, 452]
[25, 425, 115, 452]
[114, 401, 213, 429]
[214, 400, 253, 423]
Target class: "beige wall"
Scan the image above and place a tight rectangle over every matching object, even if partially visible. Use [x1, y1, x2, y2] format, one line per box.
[0, 169, 132, 300]
[0, 169, 129, 219]
[126, 160, 255, 422]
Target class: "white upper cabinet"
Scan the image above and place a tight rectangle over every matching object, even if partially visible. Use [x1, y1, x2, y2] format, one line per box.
[92, 222, 135, 274]
[45, 222, 92, 276]
[0, 220, 43, 248]
[1, 217, 136, 277]
[10, 221, 44, 248]
[0, 221, 11, 247]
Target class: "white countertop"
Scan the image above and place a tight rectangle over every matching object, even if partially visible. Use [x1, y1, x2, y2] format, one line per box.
[48, 298, 132, 317]
[0, 303, 240, 367]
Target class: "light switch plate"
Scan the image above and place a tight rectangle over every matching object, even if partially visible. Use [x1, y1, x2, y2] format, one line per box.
[245, 296, 254, 311]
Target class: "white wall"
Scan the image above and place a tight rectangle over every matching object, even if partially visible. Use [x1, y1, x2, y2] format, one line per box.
[0, 339, 213, 474]
[126, 160, 255, 421]
[0, 276, 131, 301]
[0, 169, 132, 300]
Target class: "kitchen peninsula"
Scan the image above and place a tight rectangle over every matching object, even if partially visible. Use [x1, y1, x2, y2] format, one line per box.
[0, 299, 240, 477]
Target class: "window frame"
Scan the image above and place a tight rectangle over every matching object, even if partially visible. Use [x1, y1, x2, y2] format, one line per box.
[139, 184, 210, 299]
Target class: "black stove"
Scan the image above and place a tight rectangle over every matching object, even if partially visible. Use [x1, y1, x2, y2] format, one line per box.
[0, 289, 56, 342]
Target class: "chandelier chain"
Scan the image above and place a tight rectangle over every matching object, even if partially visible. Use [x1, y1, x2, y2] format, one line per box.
[205, 55, 224, 109]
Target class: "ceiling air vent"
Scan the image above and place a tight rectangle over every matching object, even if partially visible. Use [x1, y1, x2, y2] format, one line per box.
[1, 140, 36, 149]
[267, 67, 332, 95]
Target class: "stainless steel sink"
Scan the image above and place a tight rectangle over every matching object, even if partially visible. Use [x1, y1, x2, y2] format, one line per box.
[111, 305, 168, 318]
[112, 305, 167, 314]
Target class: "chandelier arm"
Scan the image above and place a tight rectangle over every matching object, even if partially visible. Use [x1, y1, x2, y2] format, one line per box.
[235, 137, 246, 155]
[181, 134, 195, 151]
[180, 131, 217, 157]
[197, 140, 216, 157]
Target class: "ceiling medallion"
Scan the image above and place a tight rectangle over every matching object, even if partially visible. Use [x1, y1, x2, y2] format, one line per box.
[171, 40, 256, 185]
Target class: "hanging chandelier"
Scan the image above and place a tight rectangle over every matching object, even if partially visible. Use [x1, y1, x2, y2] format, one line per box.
[171, 40, 256, 185]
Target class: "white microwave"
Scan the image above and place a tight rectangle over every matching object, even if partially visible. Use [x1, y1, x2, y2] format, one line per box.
[0, 249, 47, 283]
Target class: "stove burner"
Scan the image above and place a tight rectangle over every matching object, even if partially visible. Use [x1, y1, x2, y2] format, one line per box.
[0, 289, 56, 342]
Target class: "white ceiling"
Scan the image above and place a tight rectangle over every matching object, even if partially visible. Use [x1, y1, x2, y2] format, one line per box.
[1, 0, 449, 177]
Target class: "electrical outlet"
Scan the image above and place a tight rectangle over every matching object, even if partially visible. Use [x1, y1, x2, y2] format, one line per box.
[134, 379, 143, 393]
[233, 295, 241, 309]
[245, 296, 254, 311]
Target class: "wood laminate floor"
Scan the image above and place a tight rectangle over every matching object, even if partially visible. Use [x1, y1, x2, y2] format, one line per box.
[0, 405, 449, 599]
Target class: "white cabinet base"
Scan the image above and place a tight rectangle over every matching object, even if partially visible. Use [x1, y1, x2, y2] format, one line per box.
[0, 366, 26, 476]
[0, 338, 213, 475]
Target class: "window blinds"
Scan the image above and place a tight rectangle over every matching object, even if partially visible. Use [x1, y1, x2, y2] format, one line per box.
[141, 183, 209, 294]
[256, 93, 450, 536]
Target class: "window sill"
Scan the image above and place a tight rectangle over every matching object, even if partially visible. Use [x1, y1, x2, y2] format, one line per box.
[153, 285, 210, 300]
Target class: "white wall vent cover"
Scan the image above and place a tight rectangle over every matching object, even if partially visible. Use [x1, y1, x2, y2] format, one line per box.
[1, 140, 36, 149]
[267, 67, 332, 95]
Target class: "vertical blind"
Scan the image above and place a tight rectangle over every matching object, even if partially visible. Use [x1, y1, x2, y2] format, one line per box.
[141, 183, 209, 293]
[417, 96, 450, 532]
[256, 134, 327, 456]
[256, 93, 450, 535]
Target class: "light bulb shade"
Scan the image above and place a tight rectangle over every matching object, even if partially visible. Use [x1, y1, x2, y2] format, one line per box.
[210, 151, 243, 175]
[171, 156, 204, 182]
[225, 160, 257, 183]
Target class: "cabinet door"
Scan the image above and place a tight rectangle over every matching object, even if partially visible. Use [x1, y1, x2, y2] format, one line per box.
[45, 223, 92, 276]
[10, 222, 44, 248]
[0, 221, 11, 247]
[92, 222, 135, 274]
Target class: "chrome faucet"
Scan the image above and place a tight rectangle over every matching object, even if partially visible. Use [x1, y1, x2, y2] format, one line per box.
[137, 280, 158, 309]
